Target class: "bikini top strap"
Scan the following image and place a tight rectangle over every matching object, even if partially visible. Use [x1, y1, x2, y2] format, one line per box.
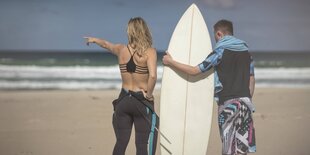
[127, 45, 137, 56]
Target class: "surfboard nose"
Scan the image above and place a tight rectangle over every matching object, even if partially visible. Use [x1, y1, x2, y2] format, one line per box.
[189, 3, 199, 10]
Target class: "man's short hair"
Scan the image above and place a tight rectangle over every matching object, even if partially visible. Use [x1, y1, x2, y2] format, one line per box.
[213, 19, 234, 35]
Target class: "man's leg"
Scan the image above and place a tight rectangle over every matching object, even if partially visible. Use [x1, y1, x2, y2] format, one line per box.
[235, 100, 256, 154]
[219, 101, 240, 155]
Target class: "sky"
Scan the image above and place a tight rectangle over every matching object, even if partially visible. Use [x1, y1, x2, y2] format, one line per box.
[0, 0, 309, 52]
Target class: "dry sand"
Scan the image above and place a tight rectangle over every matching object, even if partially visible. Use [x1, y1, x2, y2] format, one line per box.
[0, 88, 309, 155]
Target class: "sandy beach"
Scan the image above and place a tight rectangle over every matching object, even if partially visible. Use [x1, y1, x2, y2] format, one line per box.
[0, 88, 309, 155]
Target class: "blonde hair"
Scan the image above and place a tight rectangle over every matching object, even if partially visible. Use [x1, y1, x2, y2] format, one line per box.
[127, 17, 152, 56]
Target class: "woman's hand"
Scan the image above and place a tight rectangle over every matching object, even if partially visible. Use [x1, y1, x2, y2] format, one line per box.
[84, 37, 97, 46]
[83, 37, 121, 56]
[141, 89, 154, 102]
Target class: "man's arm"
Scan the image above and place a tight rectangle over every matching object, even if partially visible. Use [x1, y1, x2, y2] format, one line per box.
[162, 50, 222, 76]
[162, 53, 201, 76]
[249, 75, 255, 97]
[249, 56, 255, 97]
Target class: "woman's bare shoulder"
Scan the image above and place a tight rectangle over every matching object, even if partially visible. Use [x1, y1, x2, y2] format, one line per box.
[146, 47, 157, 56]
[116, 44, 127, 54]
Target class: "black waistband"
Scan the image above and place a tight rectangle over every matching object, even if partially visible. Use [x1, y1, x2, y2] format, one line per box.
[117, 88, 155, 112]
[118, 88, 143, 99]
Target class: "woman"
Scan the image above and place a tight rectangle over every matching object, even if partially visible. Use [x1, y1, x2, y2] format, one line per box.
[84, 17, 158, 155]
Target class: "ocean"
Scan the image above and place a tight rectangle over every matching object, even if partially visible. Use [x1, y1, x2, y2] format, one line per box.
[0, 51, 310, 90]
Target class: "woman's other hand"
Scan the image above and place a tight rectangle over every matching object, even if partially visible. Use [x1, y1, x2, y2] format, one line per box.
[141, 89, 154, 101]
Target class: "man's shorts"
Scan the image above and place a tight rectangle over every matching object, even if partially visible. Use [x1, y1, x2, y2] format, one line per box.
[218, 97, 256, 154]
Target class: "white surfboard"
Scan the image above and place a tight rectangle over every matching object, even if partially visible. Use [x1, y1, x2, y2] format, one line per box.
[160, 4, 214, 155]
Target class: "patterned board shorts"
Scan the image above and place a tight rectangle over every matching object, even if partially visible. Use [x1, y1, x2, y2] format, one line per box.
[218, 97, 256, 155]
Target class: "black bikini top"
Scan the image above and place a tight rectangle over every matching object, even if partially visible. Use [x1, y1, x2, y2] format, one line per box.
[119, 45, 149, 74]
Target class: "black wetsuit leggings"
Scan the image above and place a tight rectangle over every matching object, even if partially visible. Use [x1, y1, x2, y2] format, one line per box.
[112, 89, 158, 155]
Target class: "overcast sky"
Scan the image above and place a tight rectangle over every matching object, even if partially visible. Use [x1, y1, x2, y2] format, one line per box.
[0, 0, 309, 52]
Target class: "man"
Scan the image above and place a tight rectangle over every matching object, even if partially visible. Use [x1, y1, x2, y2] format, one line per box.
[162, 19, 256, 155]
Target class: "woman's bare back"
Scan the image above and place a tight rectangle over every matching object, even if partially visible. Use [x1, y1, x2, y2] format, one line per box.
[118, 45, 155, 92]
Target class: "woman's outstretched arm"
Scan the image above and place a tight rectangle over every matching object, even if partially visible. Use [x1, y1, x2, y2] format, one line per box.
[84, 37, 123, 56]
